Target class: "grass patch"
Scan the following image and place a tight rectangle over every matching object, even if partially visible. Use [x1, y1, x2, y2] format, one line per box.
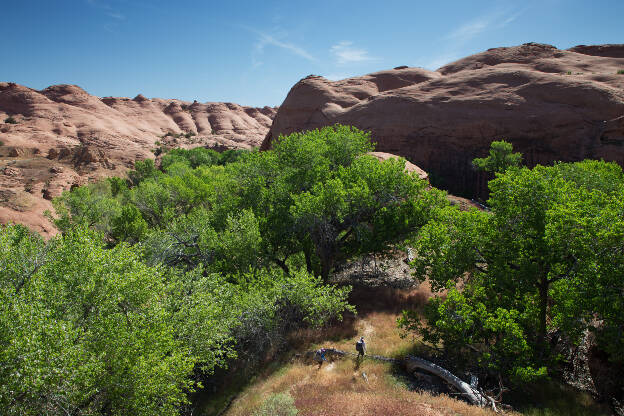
[194, 280, 610, 416]
[252, 393, 298, 416]
[221, 284, 503, 416]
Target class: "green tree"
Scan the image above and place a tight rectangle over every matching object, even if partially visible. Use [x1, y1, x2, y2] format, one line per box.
[49, 181, 121, 235]
[107, 176, 128, 197]
[128, 158, 160, 186]
[291, 155, 446, 280]
[0, 226, 194, 416]
[111, 204, 148, 243]
[472, 140, 522, 173]
[401, 160, 624, 382]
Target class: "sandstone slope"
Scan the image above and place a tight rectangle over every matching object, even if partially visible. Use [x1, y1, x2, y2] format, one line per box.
[0, 83, 277, 236]
[262, 43, 624, 198]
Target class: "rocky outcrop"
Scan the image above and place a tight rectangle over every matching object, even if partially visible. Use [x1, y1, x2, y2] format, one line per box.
[0, 83, 277, 236]
[262, 43, 624, 198]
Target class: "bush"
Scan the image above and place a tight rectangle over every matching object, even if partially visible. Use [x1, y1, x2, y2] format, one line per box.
[4, 116, 17, 124]
[253, 393, 298, 416]
[617, 69, 624, 75]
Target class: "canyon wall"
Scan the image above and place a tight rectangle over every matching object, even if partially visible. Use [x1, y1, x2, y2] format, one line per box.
[262, 43, 624, 199]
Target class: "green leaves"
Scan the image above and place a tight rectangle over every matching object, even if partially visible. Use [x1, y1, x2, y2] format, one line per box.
[472, 139, 522, 173]
[290, 153, 446, 280]
[42, 124, 449, 413]
[0, 225, 351, 415]
[0, 226, 194, 416]
[407, 159, 624, 382]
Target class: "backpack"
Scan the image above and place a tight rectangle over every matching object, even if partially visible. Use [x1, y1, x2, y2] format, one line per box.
[355, 341, 363, 353]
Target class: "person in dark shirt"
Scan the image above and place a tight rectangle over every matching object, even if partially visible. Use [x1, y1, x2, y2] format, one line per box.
[355, 336, 366, 359]
[315, 348, 327, 368]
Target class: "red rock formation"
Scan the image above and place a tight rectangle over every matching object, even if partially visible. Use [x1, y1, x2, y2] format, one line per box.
[262, 43, 624, 199]
[0, 83, 277, 236]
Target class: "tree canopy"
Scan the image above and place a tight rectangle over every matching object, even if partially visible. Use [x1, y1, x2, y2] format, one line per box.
[400, 158, 624, 383]
[3, 124, 442, 415]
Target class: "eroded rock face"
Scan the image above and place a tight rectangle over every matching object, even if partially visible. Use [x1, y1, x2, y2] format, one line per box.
[263, 43, 624, 198]
[0, 83, 277, 236]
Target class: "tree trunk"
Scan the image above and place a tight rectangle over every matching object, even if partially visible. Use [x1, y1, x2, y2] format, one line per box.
[537, 277, 549, 351]
[303, 244, 314, 275]
[320, 259, 331, 282]
[273, 258, 290, 275]
[405, 356, 487, 406]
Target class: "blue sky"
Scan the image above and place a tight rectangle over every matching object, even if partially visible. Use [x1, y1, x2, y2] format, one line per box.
[2, 0, 623, 107]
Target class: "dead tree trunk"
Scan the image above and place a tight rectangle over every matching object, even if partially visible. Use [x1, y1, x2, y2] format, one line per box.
[404, 356, 487, 407]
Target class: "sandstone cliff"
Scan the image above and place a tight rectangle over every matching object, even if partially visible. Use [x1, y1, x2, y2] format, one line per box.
[0, 83, 277, 236]
[262, 43, 624, 198]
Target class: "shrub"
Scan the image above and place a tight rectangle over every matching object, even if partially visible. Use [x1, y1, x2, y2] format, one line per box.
[4, 116, 17, 124]
[617, 69, 624, 75]
[253, 393, 298, 416]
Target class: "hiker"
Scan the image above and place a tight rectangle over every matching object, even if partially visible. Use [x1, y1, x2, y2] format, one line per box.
[355, 336, 366, 359]
[314, 348, 327, 368]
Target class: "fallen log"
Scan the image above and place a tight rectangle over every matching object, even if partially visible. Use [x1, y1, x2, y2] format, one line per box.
[405, 355, 487, 407]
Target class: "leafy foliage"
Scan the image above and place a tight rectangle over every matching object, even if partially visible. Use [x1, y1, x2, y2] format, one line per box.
[472, 140, 522, 173]
[0, 226, 194, 416]
[23, 125, 442, 415]
[51, 125, 442, 279]
[400, 160, 624, 382]
[0, 224, 352, 415]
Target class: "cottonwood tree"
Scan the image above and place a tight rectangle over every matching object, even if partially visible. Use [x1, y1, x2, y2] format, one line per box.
[400, 160, 624, 382]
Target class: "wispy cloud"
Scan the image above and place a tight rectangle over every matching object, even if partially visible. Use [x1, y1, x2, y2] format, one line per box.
[330, 41, 377, 65]
[324, 73, 352, 81]
[422, 53, 461, 71]
[245, 27, 315, 68]
[257, 32, 315, 61]
[444, 8, 524, 44]
[106, 12, 125, 20]
[419, 7, 526, 70]
[86, 0, 126, 21]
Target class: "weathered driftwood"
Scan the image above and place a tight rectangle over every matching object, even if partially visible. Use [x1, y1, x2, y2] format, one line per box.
[405, 355, 487, 407]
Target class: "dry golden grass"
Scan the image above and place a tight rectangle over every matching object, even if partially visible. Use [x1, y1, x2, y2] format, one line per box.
[217, 280, 610, 416]
[226, 332, 502, 416]
[225, 282, 504, 416]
